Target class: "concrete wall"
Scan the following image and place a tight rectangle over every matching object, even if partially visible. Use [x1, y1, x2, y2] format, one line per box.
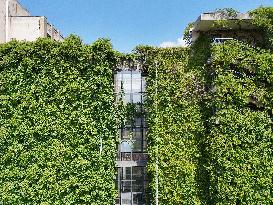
[0, 0, 6, 43]
[9, 16, 45, 41]
[9, 16, 64, 42]
[0, 0, 30, 43]
[46, 22, 64, 41]
[8, 0, 30, 16]
[0, 0, 63, 43]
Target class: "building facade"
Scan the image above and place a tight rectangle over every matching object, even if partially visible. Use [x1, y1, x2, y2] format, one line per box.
[113, 12, 264, 205]
[0, 0, 64, 43]
[115, 65, 148, 205]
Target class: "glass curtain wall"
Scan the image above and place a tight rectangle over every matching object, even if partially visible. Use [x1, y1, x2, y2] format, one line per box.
[115, 69, 148, 205]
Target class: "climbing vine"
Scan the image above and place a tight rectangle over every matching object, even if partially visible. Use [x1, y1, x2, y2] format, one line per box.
[139, 6, 273, 205]
[0, 36, 119, 204]
[207, 40, 273, 204]
[135, 46, 205, 204]
[250, 7, 273, 49]
[1, 5, 273, 205]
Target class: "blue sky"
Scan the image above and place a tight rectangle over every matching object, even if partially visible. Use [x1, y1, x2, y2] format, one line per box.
[20, 0, 273, 53]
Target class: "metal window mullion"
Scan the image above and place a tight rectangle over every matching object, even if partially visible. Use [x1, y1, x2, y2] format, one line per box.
[131, 166, 133, 205]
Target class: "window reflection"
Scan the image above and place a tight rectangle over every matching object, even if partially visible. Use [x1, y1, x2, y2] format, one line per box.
[120, 141, 133, 152]
[115, 69, 147, 205]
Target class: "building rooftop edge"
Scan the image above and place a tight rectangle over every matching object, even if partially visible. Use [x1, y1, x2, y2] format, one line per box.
[192, 12, 257, 32]
[200, 12, 251, 21]
[16, 0, 30, 15]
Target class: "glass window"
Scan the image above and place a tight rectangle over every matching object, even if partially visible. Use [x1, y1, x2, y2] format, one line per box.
[131, 73, 142, 93]
[115, 73, 123, 93]
[133, 129, 142, 140]
[132, 93, 142, 104]
[123, 74, 132, 93]
[121, 181, 131, 192]
[132, 140, 142, 152]
[120, 141, 133, 152]
[116, 69, 147, 205]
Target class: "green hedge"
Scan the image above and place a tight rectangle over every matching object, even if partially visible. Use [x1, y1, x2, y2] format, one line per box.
[0, 36, 118, 204]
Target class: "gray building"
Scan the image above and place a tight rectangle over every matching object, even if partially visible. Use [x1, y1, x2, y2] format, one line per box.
[190, 12, 263, 45]
[0, 0, 64, 43]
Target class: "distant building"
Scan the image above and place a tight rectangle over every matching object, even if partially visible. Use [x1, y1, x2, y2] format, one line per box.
[191, 12, 263, 45]
[0, 0, 64, 43]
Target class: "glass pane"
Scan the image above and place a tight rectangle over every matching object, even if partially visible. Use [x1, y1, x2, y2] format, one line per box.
[125, 167, 131, 180]
[116, 168, 120, 189]
[143, 140, 147, 152]
[131, 73, 141, 93]
[122, 129, 132, 140]
[132, 167, 143, 176]
[122, 74, 132, 93]
[134, 117, 142, 127]
[143, 129, 147, 140]
[132, 182, 143, 192]
[133, 193, 144, 205]
[121, 181, 131, 192]
[141, 77, 146, 93]
[135, 104, 142, 113]
[132, 93, 141, 103]
[142, 115, 148, 127]
[120, 141, 133, 152]
[122, 196, 132, 205]
[132, 167, 144, 192]
[115, 73, 123, 93]
[123, 93, 131, 104]
[133, 129, 142, 140]
[132, 140, 142, 152]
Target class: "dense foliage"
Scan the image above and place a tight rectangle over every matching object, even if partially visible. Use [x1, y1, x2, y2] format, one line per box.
[250, 7, 273, 49]
[138, 7, 273, 204]
[207, 40, 273, 204]
[135, 46, 205, 204]
[1, 6, 273, 205]
[0, 36, 118, 204]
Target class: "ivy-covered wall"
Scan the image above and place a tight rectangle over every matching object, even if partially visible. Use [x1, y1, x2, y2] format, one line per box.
[0, 36, 118, 204]
[207, 40, 273, 204]
[1, 6, 273, 205]
[135, 46, 205, 204]
[138, 7, 273, 204]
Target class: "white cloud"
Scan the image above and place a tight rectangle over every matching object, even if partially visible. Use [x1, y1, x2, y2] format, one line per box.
[160, 37, 188, 48]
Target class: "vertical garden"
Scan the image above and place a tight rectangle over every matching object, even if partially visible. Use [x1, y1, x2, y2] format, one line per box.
[1, 6, 273, 205]
[135, 46, 205, 204]
[141, 7, 273, 205]
[0, 36, 118, 204]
